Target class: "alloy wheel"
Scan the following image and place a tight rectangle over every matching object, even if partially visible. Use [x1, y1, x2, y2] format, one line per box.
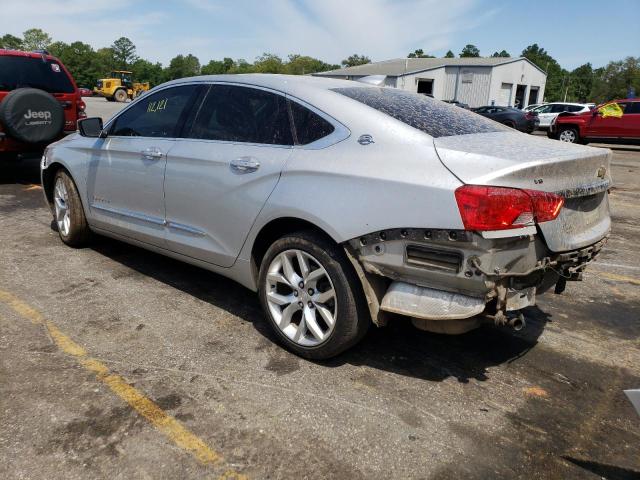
[53, 177, 70, 236]
[559, 129, 576, 142]
[265, 249, 337, 347]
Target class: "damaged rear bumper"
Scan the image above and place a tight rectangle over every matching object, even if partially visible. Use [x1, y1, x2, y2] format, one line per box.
[346, 228, 607, 330]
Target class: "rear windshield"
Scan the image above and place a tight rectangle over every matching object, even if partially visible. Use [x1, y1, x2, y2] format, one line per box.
[0, 56, 75, 94]
[332, 87, 509, 138]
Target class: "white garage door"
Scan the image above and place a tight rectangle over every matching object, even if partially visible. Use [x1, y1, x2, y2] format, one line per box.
[499, 83, 513, 106]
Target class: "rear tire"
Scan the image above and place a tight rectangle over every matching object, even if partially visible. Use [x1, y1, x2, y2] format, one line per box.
[53, 170, 91, 247]
[558, 126, 580, 143]
[114, 89, 128, 102]
[502, 121, 516, 128]
[258, 231, 369, 360]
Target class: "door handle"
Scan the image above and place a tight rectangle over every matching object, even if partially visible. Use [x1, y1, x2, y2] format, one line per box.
[141, 147, 163, 160]
[230, 156, 260, 174]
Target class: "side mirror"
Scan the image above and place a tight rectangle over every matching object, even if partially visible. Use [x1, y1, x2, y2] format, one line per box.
[78, 117, 105, 138]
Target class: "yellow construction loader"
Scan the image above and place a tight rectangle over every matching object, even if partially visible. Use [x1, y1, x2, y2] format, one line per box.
[94, 71, 150, 102]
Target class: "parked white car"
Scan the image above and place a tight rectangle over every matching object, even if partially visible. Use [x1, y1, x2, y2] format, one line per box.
[523, 103, 544, 112]
[533, 103, 592, 129]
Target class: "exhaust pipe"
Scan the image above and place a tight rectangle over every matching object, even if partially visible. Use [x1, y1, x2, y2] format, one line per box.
[508, 314, 526, 331]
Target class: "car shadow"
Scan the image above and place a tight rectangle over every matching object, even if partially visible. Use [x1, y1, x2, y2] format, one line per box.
[0, 155, 42, 185]
[90, 235, 551, 384]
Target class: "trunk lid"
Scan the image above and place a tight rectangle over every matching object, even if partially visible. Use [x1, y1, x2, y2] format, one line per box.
[434, 131, 611, 252]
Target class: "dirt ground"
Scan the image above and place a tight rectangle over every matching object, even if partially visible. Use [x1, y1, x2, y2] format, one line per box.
[0, 130, 639, 479]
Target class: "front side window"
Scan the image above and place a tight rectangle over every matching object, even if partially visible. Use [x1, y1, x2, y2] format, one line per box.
[333, 87, 509, 138]
[187, 85, 293, 145]
[289, 100, 335, 145]
[110, 85, 199, 138]
[0, 56, 74, 93]
[534, 104, 553, 113]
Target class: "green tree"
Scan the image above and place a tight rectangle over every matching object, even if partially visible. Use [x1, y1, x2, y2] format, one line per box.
[284, 54, 338, 75]
[444, 50, 455, 58]
[253, 53, 284, 73]
[459, 44, 480, 57]
[131, 58, 164, 86]
[491, 50, 510, 58]
[94, 47, 117, 75]
[165, 54, 201, 80]
[590, 57, 640, 103]
[111, 37, 137, 69]
[568, 63, 593, 102]
[341, 54, 371, 67]
[521, 44, 567, 101]
[200, 57, 235, 75]
[48, 41, 100, 87]
[227, 59, 254, 74]
[407, 49, 434, 58]
[1, 33, 23, 50]
[22, 28, 51, 51]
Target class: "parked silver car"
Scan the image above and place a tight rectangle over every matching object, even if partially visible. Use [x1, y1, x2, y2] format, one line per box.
[41, 75, 612, 359]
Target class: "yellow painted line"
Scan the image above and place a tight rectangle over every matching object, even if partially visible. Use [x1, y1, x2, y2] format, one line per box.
[24, 184, 42, 191]
[0, 289, 246, 478]
[592, 271, 640, 286]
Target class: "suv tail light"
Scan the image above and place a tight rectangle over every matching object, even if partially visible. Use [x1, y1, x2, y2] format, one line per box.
[454, 185, 564, 231]
[77, 99, 87, 119]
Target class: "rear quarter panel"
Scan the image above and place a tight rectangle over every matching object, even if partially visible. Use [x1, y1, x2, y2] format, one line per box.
[239, 113, 464, 262]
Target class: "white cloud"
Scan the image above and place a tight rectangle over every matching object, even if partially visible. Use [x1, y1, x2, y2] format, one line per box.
[0, 0, 498, 65]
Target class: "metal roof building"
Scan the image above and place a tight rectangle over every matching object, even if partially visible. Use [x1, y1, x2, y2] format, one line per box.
[313, 57, 547, 108]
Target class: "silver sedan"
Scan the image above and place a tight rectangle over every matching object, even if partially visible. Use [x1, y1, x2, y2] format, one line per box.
[41, 74, 611, 359]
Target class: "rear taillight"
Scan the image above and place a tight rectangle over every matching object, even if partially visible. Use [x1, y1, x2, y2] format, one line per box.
[525, 112, 536, 120]
[77, 99, 87, 119]
[454, 185, 564, 231]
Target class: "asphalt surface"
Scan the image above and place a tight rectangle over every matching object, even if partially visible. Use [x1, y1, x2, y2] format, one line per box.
[1, 106, 639, 479]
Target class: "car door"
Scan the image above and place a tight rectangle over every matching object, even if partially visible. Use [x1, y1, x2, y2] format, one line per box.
[535, 104, 557, 127]
[163, 83, 294, 267]
[86, 84, 201, 246]
[585, 102, 629, 138]
[620, 101, 640, 139]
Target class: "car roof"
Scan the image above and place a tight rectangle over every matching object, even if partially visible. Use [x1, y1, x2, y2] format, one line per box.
[162, 73, 371, 97]
[0, 49, 59, 62]
[545, 102, 590, 106]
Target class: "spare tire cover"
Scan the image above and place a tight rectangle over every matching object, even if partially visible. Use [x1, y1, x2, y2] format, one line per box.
[0, 88, 65, 144]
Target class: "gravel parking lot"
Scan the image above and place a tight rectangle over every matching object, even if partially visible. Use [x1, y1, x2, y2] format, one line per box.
[1, 125, 639, 478]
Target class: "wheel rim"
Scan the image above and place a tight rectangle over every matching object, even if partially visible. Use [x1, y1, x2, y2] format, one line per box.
[53, 177, 70, 236]
[265, 249, 337, 347]
[559, 129, 576, 142]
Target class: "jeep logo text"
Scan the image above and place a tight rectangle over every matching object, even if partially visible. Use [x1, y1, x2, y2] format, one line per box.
[24, 109, 52, 120]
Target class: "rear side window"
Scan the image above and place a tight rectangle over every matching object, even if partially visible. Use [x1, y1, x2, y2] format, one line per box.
[0, 56, 74, 94]
[187, 85, 293, 145]
[333, 87, 509, 138]
[110, 85, 199, 137]
[566, 105, 584, 112]
[625, 102, 640, 114]
[289, 101, 335, 145]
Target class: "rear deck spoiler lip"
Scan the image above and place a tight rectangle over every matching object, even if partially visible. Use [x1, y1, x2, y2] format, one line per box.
[555, 178, 611, 199]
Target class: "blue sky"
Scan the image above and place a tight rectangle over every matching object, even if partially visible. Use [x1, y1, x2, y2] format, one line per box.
[1, 0, 638, 69]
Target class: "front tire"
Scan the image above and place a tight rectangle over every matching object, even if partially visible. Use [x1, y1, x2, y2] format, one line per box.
[258, 231, 369, 360]
[558, 126, 579, 143]
[114, 89, 128, 102]
[53, 170, 91, 247]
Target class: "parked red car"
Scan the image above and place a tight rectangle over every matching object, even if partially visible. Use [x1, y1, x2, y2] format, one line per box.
[549, 98, 640, 144]
[0, 49, 86, 159]
[78, 87, 93, 97]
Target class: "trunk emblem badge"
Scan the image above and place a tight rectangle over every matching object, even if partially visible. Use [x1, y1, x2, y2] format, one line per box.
[358, 134, 375, 145]
[597, 166, 606, 179]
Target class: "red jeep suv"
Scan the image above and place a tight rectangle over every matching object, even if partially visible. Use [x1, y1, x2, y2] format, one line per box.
[0, 49, 86, 159]
[549, 98, 640, 144]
